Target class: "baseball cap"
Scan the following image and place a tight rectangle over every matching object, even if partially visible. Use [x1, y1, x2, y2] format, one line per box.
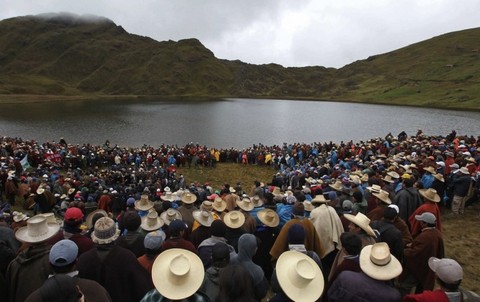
[49, 239, 78, 267]
[64, 207, 83, 222]
[144, 230, 166, 250]
[415, 212, 436, 224]
[428, 257, 463, 284]
[449, 163, 459, 169]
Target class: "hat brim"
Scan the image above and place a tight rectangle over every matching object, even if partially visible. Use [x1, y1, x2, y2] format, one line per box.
[15, 223, 60, 243]
[344, 214, 376, 237]
[223, 211, 245, 229]
[418, 189, 441, 203]
[192, 211, 214, 227]
[134, 201, 154, 211]
[276, 251, 324, 302]
[257, 209, 280, 228]
[212, 202, 227, 212]
[141, 217, 165, 231]
[160, 210, 182, 226]
[237, 201, 254, 212]
[91, 228, 120, 244]
[372, 192, 392, 204]
[359, 245, 402, 280]
[152, 248, 204, 300]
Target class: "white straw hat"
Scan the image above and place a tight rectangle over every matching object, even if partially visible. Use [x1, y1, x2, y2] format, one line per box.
[257, 209, 280, 228]
[192, 210, 214, 227]
[135, 195, 154, 211]
[181, 192, 197, 204]
[151, 248, 204, 300]
[344, 212, 376, 237]
[359, 243, 402, 280]
[15, 214, 60, 243]
[160, 208, 183, 226]
[236, 197, 254, 212]
[372, 189, 392, 204]
[223, 211, 245, 229]
[141, 211, 165, 231]
[419, 188, 441, 203]
[276, 250, 324, 302]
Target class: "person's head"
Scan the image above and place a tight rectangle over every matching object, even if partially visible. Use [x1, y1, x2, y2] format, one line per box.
[429, 257, 463, 292]
[288, 224, 305, 245]
[144, 230, 166, 255]
[383, 207, 397, 221]
[38, 274, 83, 302]
[169, 219, 187, 237]
[217, 265, 255, 302]
[211, 242, 230, 268]
[352, 191, 363, 203]
[49, 239, 78, 274]
[63, 207, 83, 232]
[403, 178, 414, 188]
[340, 232, 362, 256]
[210, 219, 227, 238]
[415, 212, 436, 228]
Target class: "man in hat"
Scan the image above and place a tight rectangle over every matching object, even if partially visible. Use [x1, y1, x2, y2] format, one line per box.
[7, 215, 60, 302]
[199, 242, 231, 302]
[160, 219, 197, 254]
[270, 202, 325, 262]
[367, 189, 392, 221]
[394, 178, 421, 229]
[409, 188, 443, 238]
[77, 217, 153, 302]
[370, 207, 404, 262]
[25, 239, 111, 301]
[404, 257, 465, 301]
[400, 212, 445, 296]
[328, 242, 402, 301]
[309, 194, 344, 278]
[451, 167, 472, 215]
[48, 207, 94, 255]
[177, 192, 198, 231]
[421, 166, 436, 189]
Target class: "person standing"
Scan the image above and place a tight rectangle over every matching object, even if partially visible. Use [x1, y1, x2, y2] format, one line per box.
[451, 167, 472, 215]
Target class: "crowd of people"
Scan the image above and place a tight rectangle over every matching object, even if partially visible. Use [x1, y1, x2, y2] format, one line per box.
[0, 129, 480, 302]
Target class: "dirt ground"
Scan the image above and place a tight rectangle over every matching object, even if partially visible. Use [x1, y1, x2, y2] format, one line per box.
[442, 202, 480, 293]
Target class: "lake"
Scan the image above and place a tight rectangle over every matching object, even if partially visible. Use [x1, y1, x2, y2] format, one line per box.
[0, 98, 479, 148]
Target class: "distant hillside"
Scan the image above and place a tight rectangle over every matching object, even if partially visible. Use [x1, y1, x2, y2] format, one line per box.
[0, 13, 479, 109]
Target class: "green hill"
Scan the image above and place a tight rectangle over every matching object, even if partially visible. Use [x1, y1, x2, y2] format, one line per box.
[0, 13, 479, 109]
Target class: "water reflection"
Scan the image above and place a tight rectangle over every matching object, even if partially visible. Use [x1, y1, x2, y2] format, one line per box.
[0, 98, 478, 148]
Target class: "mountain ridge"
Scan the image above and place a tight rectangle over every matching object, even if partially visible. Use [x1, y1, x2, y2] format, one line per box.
[0, 13, 479, 109]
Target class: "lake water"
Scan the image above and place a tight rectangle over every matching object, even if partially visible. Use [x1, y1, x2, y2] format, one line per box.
[0, 98, 478, 148]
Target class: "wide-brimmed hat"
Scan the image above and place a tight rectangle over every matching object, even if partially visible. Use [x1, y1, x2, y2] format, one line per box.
[257, 209, 279, 227]
[193, 210, 214, 227]
[160, 208, 183, 225]
[161, 192, 175, 202]
[181, 192, 197, 204]
[86, 209, 108, 229]
[223, 211, 245, 229]
[68, 188, 76, 195]
[212, 196, 227, 212]
[303, 201, 315, 212]
[15, 215, 60, 243]
[237, 197, 254, 212]
[228, 187, 236, 193]
[366, 184, 381, 193]
[311, 194, 328, 204]
[91, 217, 120, 244]
[271, 187, 282, 197]
[423, 166, 436, 174]
[276, 251, 324, 302]
[433, 173, 445, 182]
[382, 175, 394, 184]
[459, 167, 470, 175]
[13, 211, 29, 223]
[36, 187, 45, 195]
[329, 180, 343, 192]
[360, 173, 369, 183]
[387, 171, 400, 179]
[372, 189, 392, 204]
[419, 188, 441, 203]
[141, 211, 165, 231]
[135, 195, 154, 211]
[344, 212, 376, 237]
[252, 195, 264, 207]
[200, 200, 213, 212]
[40, 213, 58, 224]
[359, 243, 402, 280]
[151, 248, 204, 300]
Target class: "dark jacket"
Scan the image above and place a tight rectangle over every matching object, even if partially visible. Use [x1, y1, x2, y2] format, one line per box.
[453, 174, 472, 197]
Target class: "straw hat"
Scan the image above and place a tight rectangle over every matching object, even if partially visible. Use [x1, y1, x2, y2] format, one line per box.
[366, 184, 381, 193]
[228, 187, 236, 193]
[382, 175, 394, 183]
[91, 217, 120, 244]
[372, 189, 392, 204]
[276, 251, 324, 302]
[257, 209, 279, 228]
[200, 200, 213, 212]
[15, 215, 60, 243]
[272, 187, 282, 197]
[151, 249, 204, 300]
[251, 195, 264, 207]
[311, 194, 327, 204]
[212, 196, 227, 212]
[86, 209, 108, 229]
[303, 201, 315, 212]
[192, 210, 214, 227]
[344, 212, 376, 237]
[459, 167, 470, 175]
[36, 187, 45, 195]
[419, 188, 441, 203]
[40, 213, 58, 224]
[387, 171, 400, 179]
[161, 192, 175, 202]
[141, 211, 165, 231]
[68, 188, 76, 195]
[135, 195, 154, 211]
[236, 197, 254, 212]
[181, 192, 197, 204]
[433, 173, 445, 182]
[359, 243, 402, 281]
[160, 209, 183, 226]
[13, 211, 29, 223]
[423, 166, 436, 174]
[223, 211, 245, 229]
[360, 173, 369, 183]
[329, 180, 343, 192]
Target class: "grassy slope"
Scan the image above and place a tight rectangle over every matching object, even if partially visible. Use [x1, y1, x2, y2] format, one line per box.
[0, 14, 479, 109]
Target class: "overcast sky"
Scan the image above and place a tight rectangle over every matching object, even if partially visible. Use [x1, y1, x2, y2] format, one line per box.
[2, 0, 479, 68]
